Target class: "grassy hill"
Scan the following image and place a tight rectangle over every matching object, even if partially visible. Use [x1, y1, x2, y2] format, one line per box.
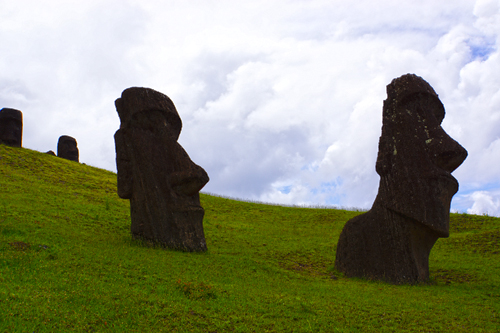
[0, 144, 499, 332]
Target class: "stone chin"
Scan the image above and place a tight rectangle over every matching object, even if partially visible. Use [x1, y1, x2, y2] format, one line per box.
[428, 173, 460, 237]
[378, 171, 459, 238]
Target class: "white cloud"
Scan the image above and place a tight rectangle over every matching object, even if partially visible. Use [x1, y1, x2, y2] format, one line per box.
[466, 191, 500, 216]
[1, 0, 500, 216]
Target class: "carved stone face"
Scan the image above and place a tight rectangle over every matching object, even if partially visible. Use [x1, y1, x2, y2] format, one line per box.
[57, 135, 79, 162]
[0, 108, 23, 147]
[375, 75, 467, 237]
[114, 87, 209, 252]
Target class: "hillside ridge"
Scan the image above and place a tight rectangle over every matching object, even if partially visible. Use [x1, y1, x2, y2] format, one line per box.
[1, 144, 499, 332]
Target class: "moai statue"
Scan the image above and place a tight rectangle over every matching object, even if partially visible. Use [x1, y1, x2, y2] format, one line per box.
[57, 135, 79, 162]
[0, 108, 23, 147]
[335, 74, 467, 284]
[114, 87, 209, 252]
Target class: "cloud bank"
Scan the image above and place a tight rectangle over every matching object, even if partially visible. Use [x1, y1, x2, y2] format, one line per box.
[1, 0, 499, 215]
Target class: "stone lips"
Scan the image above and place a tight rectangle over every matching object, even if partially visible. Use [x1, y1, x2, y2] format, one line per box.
[335, 74, 468, 284]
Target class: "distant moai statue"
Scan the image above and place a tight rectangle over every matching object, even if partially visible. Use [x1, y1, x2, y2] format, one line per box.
[335, 74, 468, 284]
[57, 135, 79, 162]
[45, 150, 56, 156]
[114, 87, 209, 252]
[0, 108, 23, 147]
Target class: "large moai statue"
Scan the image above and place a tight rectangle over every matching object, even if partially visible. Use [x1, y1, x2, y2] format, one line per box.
[57, 135, 79, 162]
[0, 108, 23, 147]
[114, 87, 209, 252]
[335, 74, 468, 284]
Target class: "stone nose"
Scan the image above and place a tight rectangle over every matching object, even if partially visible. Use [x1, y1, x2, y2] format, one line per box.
[429, 138, 468, 173]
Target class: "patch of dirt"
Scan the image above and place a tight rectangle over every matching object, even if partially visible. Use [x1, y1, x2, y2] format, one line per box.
[431, 268, 480, 285]
[275, 251, 339, 279]
[9, 241, 31, 251]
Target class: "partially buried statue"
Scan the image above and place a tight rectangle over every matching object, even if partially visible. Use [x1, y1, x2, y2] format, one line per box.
[0, 108, 23, 147]
[335, 74, 467, 284]
[114, 87, 209, 252]
[57, 135, 79, 162]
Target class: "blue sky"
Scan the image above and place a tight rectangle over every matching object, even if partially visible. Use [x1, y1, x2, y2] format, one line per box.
[1, 0, 500, 215]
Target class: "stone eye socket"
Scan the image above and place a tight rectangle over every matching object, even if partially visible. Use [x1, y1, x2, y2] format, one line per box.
[131, 111, 168, 131]
[399, 93, 445, 126]
[416, 95, 444, 125]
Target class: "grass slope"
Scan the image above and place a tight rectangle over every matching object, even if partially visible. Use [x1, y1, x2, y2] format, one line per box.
[0, 144, 499, 332]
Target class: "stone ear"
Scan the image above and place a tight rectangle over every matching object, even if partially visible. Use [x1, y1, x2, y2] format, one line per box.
[376, 100, 395, 176]
[375, 131, 393, 176]
[114, 129, 133, 199]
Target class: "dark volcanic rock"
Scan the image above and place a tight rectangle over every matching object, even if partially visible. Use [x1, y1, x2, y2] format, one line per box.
[0, 108, 23, 147]
[335, 74, 468, 284]
[46, 150, 56, 156]
[114, 87, 209, 252]
[57, 135, 79, 162]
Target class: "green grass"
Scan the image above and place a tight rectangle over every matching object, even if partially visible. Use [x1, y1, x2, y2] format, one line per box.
[0, 144, 499, 332]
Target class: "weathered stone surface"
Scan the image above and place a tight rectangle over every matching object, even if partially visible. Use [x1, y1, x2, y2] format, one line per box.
[57, 135, 79, 162]
[0, 108, 23, 147]
[45, 150, 56, 156]
[114, 87, 209, 252]
[335, 74, 468, 284]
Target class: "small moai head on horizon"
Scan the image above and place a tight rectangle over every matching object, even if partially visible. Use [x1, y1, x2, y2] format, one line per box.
[0, 108, 23, 147]
[375, 74, 468, 236]
[57, 135, 79, 162]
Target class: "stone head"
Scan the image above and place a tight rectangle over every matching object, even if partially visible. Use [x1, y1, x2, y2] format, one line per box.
[57, 135, 79, 162]
[375, 74, 467, 236]
[0, 108, 23, 147]
[115, 87, 182, 141]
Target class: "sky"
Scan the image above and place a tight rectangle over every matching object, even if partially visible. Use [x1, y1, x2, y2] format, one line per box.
[1, 0, 500, 216]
